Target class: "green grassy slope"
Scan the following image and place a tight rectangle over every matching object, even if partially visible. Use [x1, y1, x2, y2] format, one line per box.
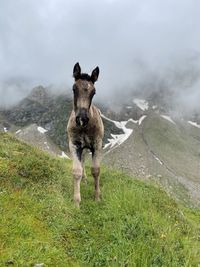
[0, 133, 200, 266]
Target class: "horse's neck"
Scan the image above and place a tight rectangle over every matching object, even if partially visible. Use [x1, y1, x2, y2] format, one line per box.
[89, 104, 95, 118]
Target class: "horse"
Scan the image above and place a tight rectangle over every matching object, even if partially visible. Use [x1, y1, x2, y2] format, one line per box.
[67, 62, 104, 207]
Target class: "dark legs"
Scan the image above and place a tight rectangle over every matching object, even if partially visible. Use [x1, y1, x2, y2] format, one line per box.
[81, 150, 88, 184]
[91, 143, 102, 201]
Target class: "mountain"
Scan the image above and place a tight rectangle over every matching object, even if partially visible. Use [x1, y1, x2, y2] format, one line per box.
[0, 86, 72, 151]
[103, 111, 200, 207]
[0, 85, 200, 207]
[0, 86, 123, 151]
[0, 133, 199, 266]
[102, 97, 200, 207]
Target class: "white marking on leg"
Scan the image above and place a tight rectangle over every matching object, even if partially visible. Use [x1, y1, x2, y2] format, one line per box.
[73, 161, 82, 207]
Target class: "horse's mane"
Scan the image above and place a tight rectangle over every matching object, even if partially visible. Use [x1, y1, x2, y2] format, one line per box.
[75, 73, 92, 82]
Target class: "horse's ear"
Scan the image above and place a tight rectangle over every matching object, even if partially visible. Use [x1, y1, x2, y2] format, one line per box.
[73, 62, 81, 80]
[91, 66, 99, 83]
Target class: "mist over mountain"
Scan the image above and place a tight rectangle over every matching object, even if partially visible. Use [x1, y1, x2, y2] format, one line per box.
[1, 84, 200, 207]
[104, 54, 200, 115]
[1, 0, 200, 114]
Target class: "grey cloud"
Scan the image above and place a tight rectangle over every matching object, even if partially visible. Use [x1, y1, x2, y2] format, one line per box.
[0, 0, 200, 113]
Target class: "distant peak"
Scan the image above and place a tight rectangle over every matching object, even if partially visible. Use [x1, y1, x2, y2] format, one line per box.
[27, 85, 51, 105]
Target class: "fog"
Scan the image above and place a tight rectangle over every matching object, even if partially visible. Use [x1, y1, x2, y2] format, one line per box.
[0, 0, 200, 113]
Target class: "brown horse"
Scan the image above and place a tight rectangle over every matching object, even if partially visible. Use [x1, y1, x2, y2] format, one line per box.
[67, 63, 104, 207]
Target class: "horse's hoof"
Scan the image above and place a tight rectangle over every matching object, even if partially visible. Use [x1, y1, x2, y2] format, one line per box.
[74, 194, 81, 208]
[74, 201, 80, 208]
[95, 193, 101, 202]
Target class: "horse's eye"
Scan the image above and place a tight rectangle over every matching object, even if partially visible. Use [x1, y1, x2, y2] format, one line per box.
[91, 89, 96, 97]
[73, 85, 77, 92]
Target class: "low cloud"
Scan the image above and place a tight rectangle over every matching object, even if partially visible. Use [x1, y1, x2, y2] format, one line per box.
[0, 0, 200, 113]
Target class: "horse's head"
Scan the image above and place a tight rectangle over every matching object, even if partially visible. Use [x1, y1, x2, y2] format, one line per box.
[72, 62, 99, 127]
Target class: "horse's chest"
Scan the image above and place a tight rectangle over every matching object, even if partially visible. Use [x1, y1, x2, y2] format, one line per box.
[81, 134, 92, 146]
[74, 131, 94, 150]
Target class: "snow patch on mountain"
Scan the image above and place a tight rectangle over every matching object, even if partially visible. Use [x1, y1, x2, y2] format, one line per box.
[37, 126, 48, 134]
[133, 99, 149, 111]
[101, 114, 133, 149]
[153, 155, 163, 165]
[188, 121, 200, 129]
[138, 115, 147, 125]
[101, 113, 147, 150]
[112, 120, 136, 129]
[152, 105, 157, 110]
[16, 129, 21, 134]
[104, 130, 133, 149]
[161, 115, 176, 125]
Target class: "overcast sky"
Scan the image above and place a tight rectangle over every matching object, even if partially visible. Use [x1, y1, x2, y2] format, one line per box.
[0, 0, 200, 111]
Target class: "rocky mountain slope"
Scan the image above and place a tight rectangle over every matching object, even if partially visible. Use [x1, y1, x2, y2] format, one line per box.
[1, 86, 72, 151]
[0, 86, 122, 151]
[103, 111, 200, 207]
[0, 85, 200, 207]
[101, 96, 200, 207]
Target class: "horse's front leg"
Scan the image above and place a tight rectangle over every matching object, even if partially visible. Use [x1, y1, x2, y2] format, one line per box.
[69, 141, 82, 207]
[81, 150, 88, 184]
[91, 143, 102, 201]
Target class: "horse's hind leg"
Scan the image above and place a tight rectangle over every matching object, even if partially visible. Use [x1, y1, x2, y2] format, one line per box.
[82, 166, 87, 184]
[91, 145, 101, 201]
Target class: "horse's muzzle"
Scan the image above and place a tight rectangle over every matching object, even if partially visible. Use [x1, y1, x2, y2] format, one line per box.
[76, 109, 89, 127]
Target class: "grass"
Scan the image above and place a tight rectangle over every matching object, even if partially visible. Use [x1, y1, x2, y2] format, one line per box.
[0, 132, 200, 266]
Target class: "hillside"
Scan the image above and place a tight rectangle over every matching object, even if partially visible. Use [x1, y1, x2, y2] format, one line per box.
[0, 133, 200, 266]
[0, 86, 72, 151]
[0, 86, 123, 152]
[1, 85, 200, 211]
[103, 111, 200, 208]
[1, 86, 200, 209]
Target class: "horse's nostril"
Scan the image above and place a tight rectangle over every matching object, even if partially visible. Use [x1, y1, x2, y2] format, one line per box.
[76, 116, 89, 127]
[84, 117, 89, 123]
[85, 117, 89, 125]
[80, 117, 89, 126]
[76, 116, 80, 126]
